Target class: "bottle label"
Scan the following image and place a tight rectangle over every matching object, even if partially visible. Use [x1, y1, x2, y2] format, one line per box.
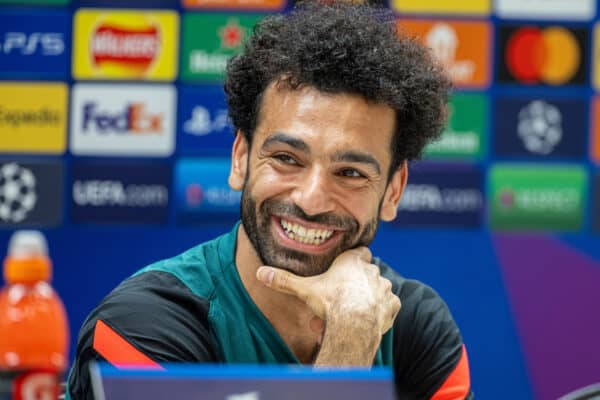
[0, 371, 61, 400]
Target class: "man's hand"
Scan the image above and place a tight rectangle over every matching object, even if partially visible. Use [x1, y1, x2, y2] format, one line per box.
[256, 247, 401, 366]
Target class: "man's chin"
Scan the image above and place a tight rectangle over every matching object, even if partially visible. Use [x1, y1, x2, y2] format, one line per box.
[264, 250, 333, 277]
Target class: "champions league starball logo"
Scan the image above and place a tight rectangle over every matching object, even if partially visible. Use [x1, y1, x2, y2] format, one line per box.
[517, 100, 563, 155]
[0, 163, 37, 223]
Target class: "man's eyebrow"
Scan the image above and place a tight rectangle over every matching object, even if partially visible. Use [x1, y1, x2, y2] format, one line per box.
[261, 132, 310, 153]
[332, 150, 381, 175]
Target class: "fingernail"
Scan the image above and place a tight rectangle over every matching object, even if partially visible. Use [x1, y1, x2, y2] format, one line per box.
[258, 267, 274, 285]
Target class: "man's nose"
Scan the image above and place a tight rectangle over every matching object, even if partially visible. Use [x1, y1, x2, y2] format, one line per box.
[290, 167, 335, 217]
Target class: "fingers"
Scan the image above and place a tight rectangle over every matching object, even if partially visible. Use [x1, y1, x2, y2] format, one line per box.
[353, 246, 372, 263]
[256, 266, 309, 300]
[382, 293, 401, 333]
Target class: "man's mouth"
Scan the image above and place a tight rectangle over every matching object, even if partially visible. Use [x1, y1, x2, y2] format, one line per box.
[279, 218, 335, 246]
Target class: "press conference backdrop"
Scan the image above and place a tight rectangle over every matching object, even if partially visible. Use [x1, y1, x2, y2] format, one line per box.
[0, 0, 599, 399]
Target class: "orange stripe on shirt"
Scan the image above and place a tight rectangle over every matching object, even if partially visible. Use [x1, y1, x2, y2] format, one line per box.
[92, 320, 164, 370]
[431, 344, 471, 400]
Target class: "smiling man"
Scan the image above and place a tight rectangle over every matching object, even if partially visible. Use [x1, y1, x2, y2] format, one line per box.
[68, 2, 472, 399]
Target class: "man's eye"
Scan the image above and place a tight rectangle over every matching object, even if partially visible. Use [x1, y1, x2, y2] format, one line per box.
[339, 168, 365, 178]
[274, 154, 298, 165]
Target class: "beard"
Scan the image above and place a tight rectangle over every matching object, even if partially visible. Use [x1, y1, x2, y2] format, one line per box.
[240, 185, 379, 277]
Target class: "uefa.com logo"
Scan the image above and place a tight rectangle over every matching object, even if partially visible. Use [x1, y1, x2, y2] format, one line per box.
[70, 162, 171, 224]
[395, 165, 483, 228]
[70, 84, 176, 157]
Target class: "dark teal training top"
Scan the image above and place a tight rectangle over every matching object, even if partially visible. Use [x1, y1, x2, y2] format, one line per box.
[68, 223, 472, 399]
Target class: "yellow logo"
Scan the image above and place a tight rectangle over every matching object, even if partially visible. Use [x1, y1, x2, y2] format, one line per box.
[392, 0, 490, 15]
[0, 83, 67, 155]
[594, 23, 600, 90]
[72, 9, 179, 81]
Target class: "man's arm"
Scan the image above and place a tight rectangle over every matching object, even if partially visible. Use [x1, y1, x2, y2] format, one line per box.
[256, 247, 400, 366]
[67, 271, 219, 400]
[386, 273, 472, 400]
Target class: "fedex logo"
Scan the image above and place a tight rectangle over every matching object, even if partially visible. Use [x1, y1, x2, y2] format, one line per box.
[1, 32, 64, 56]
[82, 102, 163, 134]
[70, 84, 175, 157]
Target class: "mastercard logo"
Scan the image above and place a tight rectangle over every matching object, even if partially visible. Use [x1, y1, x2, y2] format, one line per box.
[500, 25, 587, 86]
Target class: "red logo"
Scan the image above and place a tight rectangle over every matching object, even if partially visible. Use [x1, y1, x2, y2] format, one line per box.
[13, 371, 60, 400]
[91, 23, 160, 70]
[219, 19, 245, 49]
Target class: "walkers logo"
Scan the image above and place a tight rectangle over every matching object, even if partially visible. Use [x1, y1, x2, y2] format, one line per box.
[70, 84, 175, 157]
[178, 85, 234, 156]
[592, 97, 600, 164]
[497, 25, 588, 86]
[395, 165, 483, 228]
[73, 9, 178, 81]
[494, 97, 586, 159]
[398, 20, 491, 88]
[0, 161, 63, 227]
[70, 162, 170, 224]
[424, 94, 486, 160]
[489, 165, 586, 231]
[391, 0, 490, 15]
[0, 83, 67, 155]
[175, 159, 240, 224]
[593, 173, 600, 234]
[495, 0, 595, 20]
[0, 11, 70, 78]
[181, 14, 263, 82]
[183, 0, 283, 10]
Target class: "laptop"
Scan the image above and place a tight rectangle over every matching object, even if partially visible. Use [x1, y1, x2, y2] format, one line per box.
[90, 363, 396, 400]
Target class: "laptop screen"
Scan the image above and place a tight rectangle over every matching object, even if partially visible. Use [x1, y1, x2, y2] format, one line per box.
[90, 363, 396, 400]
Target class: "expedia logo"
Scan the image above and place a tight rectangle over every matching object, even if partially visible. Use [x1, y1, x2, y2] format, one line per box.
[82, 102, 163, 134]
[91, 22, 160, 74]
[498, 25, 588, 86]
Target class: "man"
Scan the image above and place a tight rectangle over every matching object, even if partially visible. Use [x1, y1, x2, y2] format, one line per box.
[68, 2, 472, 399]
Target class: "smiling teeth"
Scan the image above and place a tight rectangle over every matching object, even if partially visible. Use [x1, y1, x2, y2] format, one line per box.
[280, 219, 334, 245]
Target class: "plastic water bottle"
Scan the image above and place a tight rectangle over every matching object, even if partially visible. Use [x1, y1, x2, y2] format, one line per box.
[0, 231, 69, 400]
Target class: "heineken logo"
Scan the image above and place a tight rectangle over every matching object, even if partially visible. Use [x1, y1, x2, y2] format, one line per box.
[219, 19, 245, 49]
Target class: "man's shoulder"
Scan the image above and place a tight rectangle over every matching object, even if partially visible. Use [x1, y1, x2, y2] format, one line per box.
[130, 225, 239, 300]
[374, 257, 447, 313]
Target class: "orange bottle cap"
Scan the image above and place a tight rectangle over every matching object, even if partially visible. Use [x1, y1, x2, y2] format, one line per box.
[3, 231, 52, 284]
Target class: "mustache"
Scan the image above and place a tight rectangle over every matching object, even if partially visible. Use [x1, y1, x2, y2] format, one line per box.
[261, 199, 358, 231]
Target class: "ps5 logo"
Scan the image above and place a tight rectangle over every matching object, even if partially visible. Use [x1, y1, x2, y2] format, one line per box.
[1, 32, 64, 56]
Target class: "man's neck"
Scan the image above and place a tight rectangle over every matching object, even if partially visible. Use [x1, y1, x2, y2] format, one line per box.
[234, 224, 320, 363]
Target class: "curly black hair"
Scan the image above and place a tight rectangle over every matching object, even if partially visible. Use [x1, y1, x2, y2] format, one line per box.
[224, 1, 452, 176]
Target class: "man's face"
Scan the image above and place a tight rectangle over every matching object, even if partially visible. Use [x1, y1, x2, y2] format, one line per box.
[229, 84, 406, 276]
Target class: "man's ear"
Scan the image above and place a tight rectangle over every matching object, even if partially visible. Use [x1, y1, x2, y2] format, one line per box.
[379, 160, 408, 222]
[229, 130, 249, 191]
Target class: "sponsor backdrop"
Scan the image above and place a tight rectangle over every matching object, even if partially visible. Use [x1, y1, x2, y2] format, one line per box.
[0, 1, 599, 399]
